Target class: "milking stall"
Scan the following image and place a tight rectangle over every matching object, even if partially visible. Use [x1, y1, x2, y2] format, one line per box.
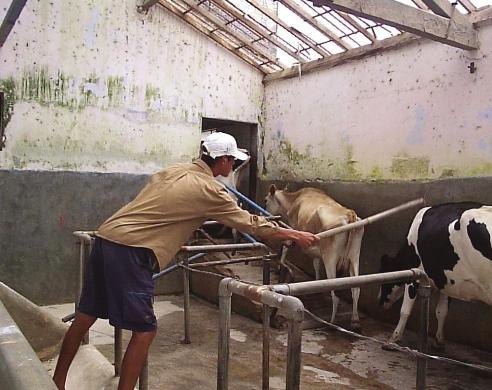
[2, 0, 492, 389]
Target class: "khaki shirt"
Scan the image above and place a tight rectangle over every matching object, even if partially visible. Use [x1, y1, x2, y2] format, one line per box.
[97, 159, 279, 270]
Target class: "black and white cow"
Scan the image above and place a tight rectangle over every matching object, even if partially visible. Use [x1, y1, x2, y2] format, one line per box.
[379, 202, 492, 347]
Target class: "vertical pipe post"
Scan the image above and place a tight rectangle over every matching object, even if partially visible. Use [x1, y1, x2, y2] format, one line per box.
[79, 240, 90, 344]
[262, 258, 270, 285]
[182, 254, 191, 344]
[261, 257, 271, 389]
[114, 327, 123, 376]
[217, 279, 232, 390]
[416, 284, 430, 390]
[285, 317, 303, 390]
[262, 304, 270, 390]
[139, 357, 149, 390]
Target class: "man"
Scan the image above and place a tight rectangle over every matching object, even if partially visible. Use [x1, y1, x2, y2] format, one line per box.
[53, 132, 319, 390]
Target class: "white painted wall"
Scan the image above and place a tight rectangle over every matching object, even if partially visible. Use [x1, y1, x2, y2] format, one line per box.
[263, 24, 492, 181]
[0, 0, 263, 173]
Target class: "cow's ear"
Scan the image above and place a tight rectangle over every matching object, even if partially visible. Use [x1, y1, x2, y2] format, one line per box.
[269, 184, 277, 196]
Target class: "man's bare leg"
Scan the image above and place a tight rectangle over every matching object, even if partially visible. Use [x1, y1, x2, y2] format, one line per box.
[53, 312, 97, 389]
[118, 330, 156, 390]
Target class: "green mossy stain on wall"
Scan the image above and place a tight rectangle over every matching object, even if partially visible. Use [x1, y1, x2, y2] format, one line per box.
[278, 139, 309, 166]
[145, 84, 160, 105]
[334, 143, 362, 180]
[390, 154, 430, 179]
[0, 77, 16, 129]
[107, 76, 125, 107]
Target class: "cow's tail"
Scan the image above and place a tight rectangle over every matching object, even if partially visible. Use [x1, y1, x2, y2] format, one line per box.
[337, 209, 358, 274]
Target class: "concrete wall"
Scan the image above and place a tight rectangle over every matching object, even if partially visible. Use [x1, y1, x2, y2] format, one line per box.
[0, 0, 263, 303]
[0, 0, 263, 172]
[262, 24, 492, 181]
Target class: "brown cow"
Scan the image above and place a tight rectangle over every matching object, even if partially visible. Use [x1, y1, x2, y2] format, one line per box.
[265, 185, 364, 329]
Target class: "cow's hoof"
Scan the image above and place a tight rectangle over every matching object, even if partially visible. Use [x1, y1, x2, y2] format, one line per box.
[382, 342, 398, 351]
[350, 321, 362, 332]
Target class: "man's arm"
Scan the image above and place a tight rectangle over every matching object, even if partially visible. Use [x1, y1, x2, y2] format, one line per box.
[264, 227, 319, 248]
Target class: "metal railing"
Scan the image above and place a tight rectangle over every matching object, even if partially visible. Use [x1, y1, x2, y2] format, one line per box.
[217, 268, 431, 390]
[71, 230, 280, 387]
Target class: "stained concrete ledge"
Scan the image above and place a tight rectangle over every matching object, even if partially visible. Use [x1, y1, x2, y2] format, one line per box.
[0, 282, 123, 389]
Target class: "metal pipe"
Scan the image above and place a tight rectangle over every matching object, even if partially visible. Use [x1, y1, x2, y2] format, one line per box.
[139, 357, 149, 390]
[416, 284, 431, 390]
[315, 198, 424, 239]
[223, 183, 272, 216]
[217, 279, 233, 390]
[222, 184, 293, 229]
[262, 304, 270, 390]
[217, 279, 305, 389]
[114, 327, 123, 376]
[286, 316, 303, 390]
[189, 254, 276, 268]
[202, 215, 281, 226]
[181, 242, 267, 252]
[198, 228, 232, 258]
[262, 257, 271, 285]
[153, 253, 206, 280]
[273, 269, 425, 296]
[182, 255, 191, 344]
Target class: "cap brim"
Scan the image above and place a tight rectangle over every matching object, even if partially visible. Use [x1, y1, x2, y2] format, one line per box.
[232, 149, 248, 161]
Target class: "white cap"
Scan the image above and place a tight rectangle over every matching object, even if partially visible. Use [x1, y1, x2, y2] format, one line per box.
[202, 132, 248, 161]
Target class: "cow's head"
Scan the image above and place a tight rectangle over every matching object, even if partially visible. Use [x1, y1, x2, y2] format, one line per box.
[378, 254, 405, 309]
[264, 184, 288, 219]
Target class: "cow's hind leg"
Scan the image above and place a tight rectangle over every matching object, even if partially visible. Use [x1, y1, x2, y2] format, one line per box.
[347, 227, 363, 331]
[313, 258, 323, 280]
[434, 293, 448, 350]
[384, 283, 416, 350]
[320, 236, 346, 324]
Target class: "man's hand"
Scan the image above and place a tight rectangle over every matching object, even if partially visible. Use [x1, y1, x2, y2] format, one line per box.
[289, 230, 320, 248]
[269, 228, 320, 248]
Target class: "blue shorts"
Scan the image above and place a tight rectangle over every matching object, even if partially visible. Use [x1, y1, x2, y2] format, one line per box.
[78, 237, 157, 332]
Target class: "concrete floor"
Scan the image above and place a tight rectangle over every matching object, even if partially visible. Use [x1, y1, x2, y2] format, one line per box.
[44, 293, 492, 389]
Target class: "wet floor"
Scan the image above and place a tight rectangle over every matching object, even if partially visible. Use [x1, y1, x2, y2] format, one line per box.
[87, 294, 492, 390]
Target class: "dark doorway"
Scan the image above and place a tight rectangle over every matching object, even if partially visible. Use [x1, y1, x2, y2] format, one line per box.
[201, 118, 258, 200]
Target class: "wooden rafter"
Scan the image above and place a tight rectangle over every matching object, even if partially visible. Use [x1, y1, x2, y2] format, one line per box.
[179, 0, 285, 68]
[157, 0, 268, 73]
[329, 10, 376, 42]
[279, 0, 352, 50]
[210, 0, 308, 63]
[310, 0, 478, 50]
[0, 0, 27, 47]
[264, 32, 419, 82]
[242, 0, 331, 57]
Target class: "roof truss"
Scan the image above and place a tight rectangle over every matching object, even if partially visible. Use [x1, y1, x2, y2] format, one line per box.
[138, 0, 490, 78]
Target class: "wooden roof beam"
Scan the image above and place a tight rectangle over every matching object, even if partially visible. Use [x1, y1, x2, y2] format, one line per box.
[178, 0, 285, 69]
[421, 0, 469, 25]
[310, 0, 478, 50]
